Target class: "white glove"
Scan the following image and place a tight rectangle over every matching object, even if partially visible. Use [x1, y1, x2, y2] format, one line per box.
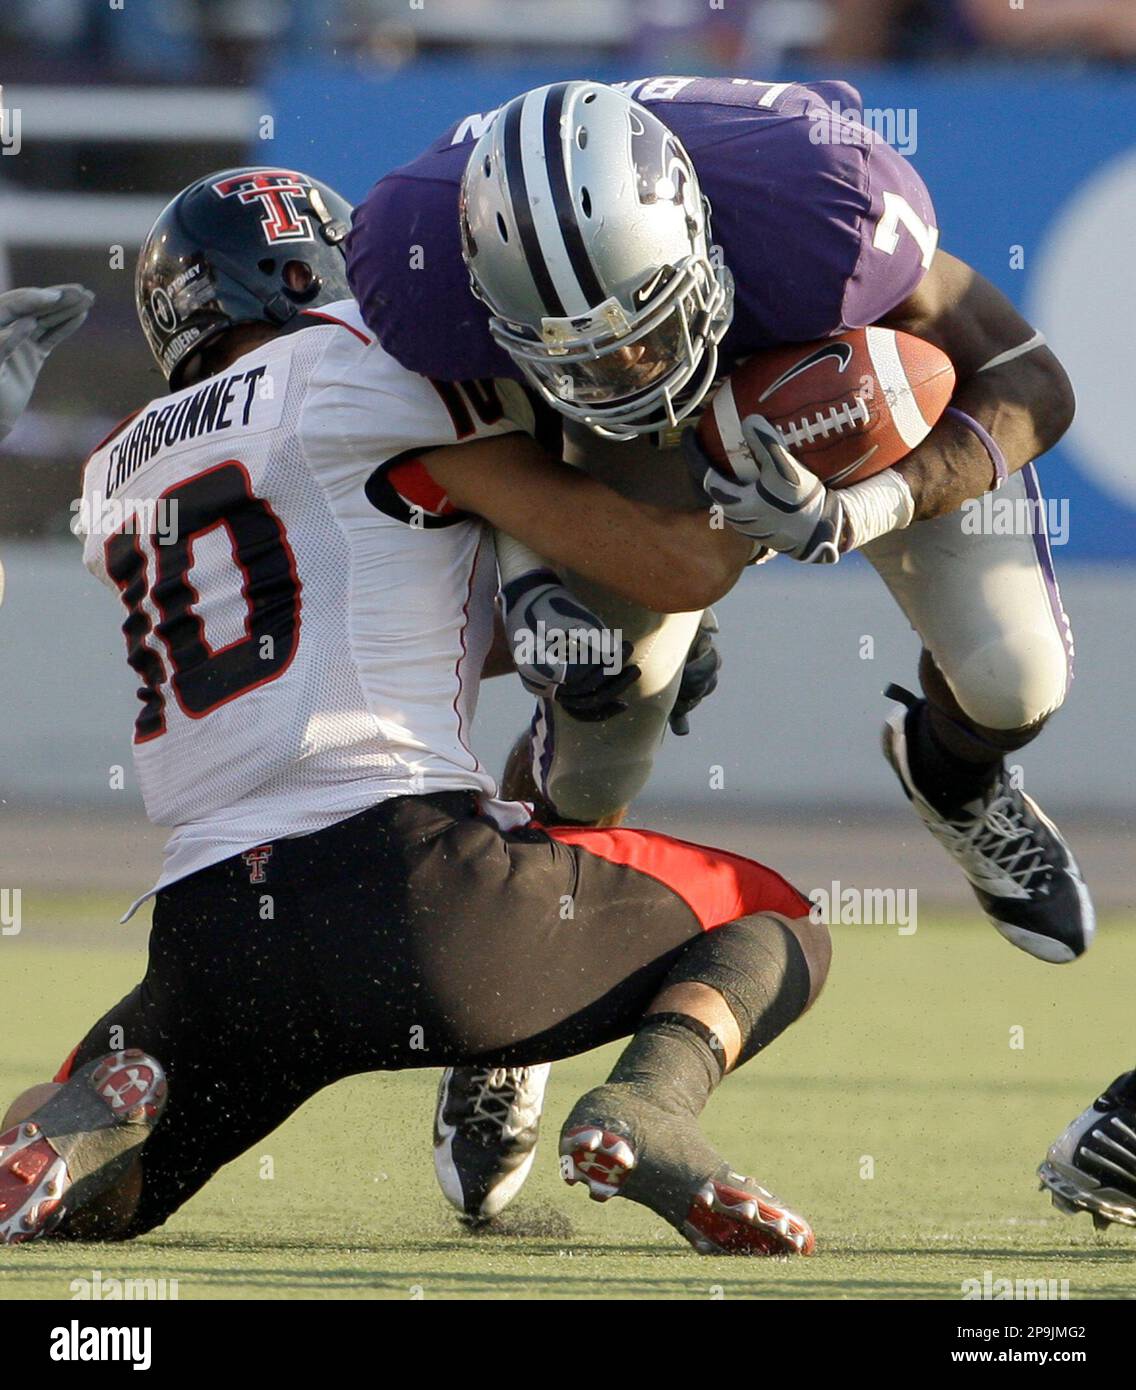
[501, 568, 640, 721]
[0, 285, 94, 441]
[686, 413, 846, 564]
[685, 412, 916, 562]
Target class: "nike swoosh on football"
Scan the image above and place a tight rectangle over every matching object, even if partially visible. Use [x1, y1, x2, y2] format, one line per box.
[758, 342, 855, 404]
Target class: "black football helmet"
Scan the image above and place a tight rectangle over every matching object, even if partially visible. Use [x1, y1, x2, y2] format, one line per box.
[135, 166, 352, 389]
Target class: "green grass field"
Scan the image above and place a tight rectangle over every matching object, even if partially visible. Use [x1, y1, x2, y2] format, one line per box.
[1, 893, 1134, 1300]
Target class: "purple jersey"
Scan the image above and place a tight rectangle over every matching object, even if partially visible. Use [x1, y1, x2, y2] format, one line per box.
[347, 76, 938, 383]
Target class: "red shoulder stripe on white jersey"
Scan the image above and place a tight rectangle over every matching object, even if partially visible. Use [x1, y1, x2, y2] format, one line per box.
[386, 457, 456, 517]
[300, 309, 372, 345]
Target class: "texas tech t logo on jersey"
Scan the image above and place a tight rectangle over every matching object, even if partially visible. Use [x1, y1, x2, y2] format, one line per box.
[211, 170, 314, 245]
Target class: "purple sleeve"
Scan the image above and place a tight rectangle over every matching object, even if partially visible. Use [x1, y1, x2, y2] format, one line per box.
[663, 87, 938, 351]
[841, 136, 938, 328]
[346, 81, 940, 379]
[346, 156, 517, 382]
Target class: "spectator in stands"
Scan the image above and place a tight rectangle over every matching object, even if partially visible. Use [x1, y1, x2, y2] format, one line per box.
[960, 0, 1136, 62]
[0, 0, 340, 83]
[822, 0, 1135, 62]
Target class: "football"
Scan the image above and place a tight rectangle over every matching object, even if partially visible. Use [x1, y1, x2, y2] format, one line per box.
[697, 326, 956, 488]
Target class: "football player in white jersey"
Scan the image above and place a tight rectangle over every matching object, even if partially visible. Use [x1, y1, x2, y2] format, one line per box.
[0, 168, 833, 1258]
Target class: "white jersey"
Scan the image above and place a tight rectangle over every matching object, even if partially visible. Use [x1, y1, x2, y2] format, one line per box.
[79, 300, 525, 897]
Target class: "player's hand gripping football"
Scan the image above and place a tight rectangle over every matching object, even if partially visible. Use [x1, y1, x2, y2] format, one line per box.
[0, 285, 94, 441]
[684, 414, 846, 565]
[501, 569, 640, 721]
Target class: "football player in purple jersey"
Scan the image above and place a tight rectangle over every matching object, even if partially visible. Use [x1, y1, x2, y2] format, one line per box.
[347, 77, 1090, 1225]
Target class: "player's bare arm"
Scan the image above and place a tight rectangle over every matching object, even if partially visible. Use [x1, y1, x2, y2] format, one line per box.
[880, 249, 1076, 520]
[423, 432, 752, 612]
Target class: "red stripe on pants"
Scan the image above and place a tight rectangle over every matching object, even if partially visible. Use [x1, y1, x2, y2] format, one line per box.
[546, 825, 810, 929]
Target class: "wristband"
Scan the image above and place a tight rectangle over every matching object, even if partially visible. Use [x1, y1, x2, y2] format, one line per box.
[495, 529, 554, 587]
[945, 406, 1008, 490]
[839, 469, 915, 551]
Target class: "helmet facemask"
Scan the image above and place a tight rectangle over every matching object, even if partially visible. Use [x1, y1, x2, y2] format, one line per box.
[461, 83, 735, 440]
[484, 251, 733, 439]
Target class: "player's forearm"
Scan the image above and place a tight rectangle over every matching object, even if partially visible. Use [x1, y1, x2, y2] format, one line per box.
[512, 489, 743, 611]
[426, 434, 749, 611]
[537, 495, 747, 611]
[895, 347, 1076, 520]
[882, 251, 1075, 521]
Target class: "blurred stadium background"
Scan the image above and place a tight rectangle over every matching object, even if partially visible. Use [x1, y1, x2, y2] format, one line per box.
[1, 0, 1133, 913]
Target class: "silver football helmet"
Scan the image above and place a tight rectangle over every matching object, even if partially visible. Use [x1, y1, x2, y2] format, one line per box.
[459, 81, 734, 439]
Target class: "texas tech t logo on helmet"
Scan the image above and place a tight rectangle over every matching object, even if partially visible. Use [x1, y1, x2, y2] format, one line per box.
[135, 165, 353, 389]
[211, 170, 316, 245]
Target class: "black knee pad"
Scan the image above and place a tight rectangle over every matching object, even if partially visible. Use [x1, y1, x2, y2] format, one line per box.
[662, 913, 813, 1067]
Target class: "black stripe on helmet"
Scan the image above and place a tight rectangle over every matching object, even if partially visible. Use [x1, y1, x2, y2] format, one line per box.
[542, 82, 607, 310]
[501, 94, 565, 318]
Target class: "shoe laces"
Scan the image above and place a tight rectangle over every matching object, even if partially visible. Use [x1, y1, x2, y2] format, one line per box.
[465, 1067, 538, 1140]
[930, 787, 1049, 895]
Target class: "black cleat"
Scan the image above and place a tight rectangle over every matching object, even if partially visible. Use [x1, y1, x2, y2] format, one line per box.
[0, 1050, 166, 1244]
[883, 688, 1093, 963]
[1039, 1071, 1136, 1230]
[433, 1064, 549, 1224]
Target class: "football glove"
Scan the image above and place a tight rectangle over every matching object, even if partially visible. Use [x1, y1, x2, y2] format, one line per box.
[0, 285, 94, 441]
[502, 569, 640, 722]
[684, 413, 845, 565]
[669, 608, 722, 736]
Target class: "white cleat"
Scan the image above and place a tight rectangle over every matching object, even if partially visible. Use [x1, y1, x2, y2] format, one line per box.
[434, 1063, 551, 1224]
